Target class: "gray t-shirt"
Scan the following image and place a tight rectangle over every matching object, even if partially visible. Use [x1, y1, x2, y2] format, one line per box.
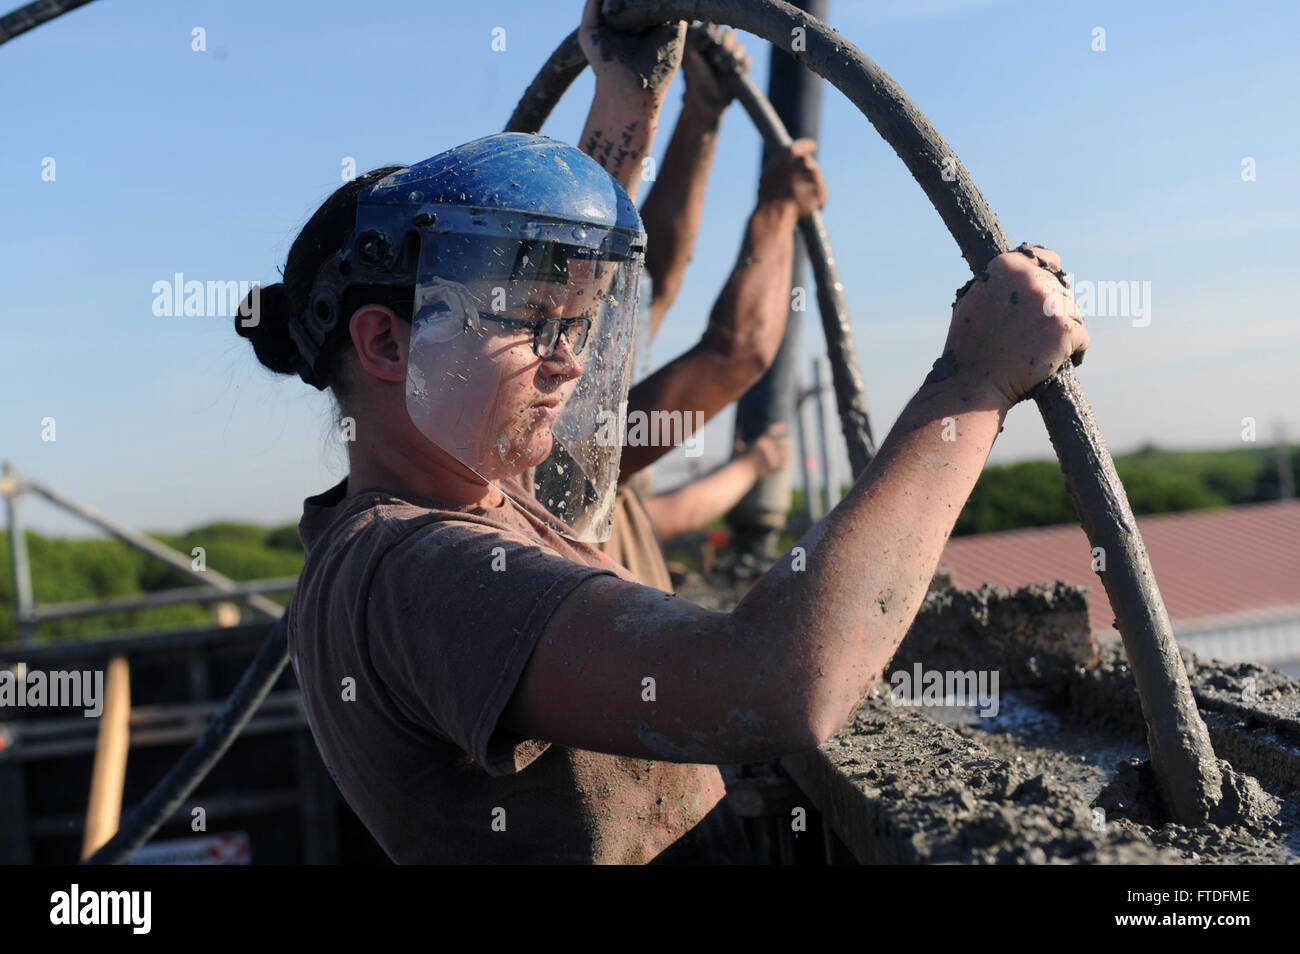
[289, 476, 752, 863]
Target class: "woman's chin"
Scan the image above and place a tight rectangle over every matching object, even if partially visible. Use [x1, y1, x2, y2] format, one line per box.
[492, 428, 554, 474]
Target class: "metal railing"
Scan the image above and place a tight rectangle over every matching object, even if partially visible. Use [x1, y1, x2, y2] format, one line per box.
[3, 460, 290, 643]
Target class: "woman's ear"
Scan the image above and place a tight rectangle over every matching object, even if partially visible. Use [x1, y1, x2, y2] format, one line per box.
[348, 305, 409, 385]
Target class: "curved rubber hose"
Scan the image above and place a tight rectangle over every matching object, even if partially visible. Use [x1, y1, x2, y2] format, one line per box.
[505, 29, 585, 135]
[0, 0, 98, 47]
[83, 611, 290, 865]
[506, 25, 877, 473]
[590, 0, 1220, 825]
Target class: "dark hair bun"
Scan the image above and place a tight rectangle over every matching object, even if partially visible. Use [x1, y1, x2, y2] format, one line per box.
[236, 282, 299, 376]
[236, 165, 405, 388]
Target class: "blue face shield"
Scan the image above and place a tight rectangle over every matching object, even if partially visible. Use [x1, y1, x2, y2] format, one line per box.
[400, 211, 644, 542]
[295, 134, 647, 542]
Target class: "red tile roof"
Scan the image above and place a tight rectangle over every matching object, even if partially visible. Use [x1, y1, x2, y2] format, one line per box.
[938, 500, 1300, 634]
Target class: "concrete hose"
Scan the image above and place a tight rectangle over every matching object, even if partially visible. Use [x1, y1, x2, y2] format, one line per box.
[513, 0, 1224, 826]
[0, 0, 99, 47]
[83, 612, 290, 865]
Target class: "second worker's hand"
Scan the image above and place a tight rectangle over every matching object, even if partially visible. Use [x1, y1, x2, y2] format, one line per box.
[737, 423, 793, 480]
[757, 139, 827, 222]
[682, 27, 751, 117]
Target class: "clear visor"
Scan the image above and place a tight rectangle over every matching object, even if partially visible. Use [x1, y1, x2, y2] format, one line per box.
[405, 231, 642, 542]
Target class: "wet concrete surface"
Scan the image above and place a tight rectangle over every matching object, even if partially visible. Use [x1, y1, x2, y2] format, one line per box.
[785, 690, 1186, 863]
[678, 567, 1299, 862]
[785, 679, 1298, 864]
[942, 682, 1297, 863]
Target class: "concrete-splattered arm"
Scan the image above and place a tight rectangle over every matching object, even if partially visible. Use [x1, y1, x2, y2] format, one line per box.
[576, 0, 685, 203]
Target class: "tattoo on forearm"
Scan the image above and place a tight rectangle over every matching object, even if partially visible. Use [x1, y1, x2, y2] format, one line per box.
[583, 120, 642, 177]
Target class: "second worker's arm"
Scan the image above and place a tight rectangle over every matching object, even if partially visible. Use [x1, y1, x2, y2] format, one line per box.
[638, 31, 749, 335]
[640, 425, 791, 542]
[619, 140, 826, 479]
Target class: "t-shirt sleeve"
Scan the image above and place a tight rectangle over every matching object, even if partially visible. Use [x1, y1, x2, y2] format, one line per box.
[363, 518, 616, 777]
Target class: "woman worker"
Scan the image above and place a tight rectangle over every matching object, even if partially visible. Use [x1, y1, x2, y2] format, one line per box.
[235, 22, 1088, 868]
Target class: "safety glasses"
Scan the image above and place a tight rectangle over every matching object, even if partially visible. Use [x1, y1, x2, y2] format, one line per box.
[475, 313, 592, 358]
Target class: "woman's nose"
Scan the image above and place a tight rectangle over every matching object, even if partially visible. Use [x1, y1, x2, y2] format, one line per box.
[539, 331, 583, 380]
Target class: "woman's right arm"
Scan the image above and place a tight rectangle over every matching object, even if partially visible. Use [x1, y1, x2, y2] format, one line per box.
[501, 247, 1089, 764]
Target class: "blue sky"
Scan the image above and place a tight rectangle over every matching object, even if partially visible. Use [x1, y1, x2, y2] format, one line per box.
[3, 0, 1297, 536]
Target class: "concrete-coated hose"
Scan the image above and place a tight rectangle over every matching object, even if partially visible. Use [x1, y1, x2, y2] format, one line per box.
[83, 612, 290, 865]
[0, 0, 97, 46]
[511, 0, 1223, 827]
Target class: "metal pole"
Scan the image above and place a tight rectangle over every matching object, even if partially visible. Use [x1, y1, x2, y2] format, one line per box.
[726, 0, 828, 559]
[814, 354, 838, 510]
[31, 577, 299, 622]
[84, 613, 290, 865]
[1274, 423, 1294, 500]
[22, 476, 282, 620]
[3, 461, 36, 643]
[796, 379, 823, 522]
